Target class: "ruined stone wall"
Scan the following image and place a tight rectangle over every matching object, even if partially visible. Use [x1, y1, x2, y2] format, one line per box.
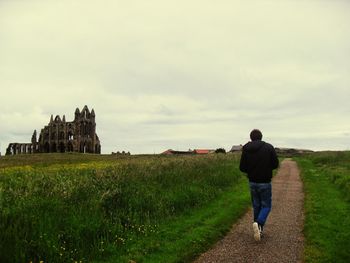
[6, 106, 101, 155]
[6, 143, 37, 155]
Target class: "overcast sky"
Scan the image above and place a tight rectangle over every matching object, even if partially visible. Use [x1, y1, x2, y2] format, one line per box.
[1, 0, 349, 154]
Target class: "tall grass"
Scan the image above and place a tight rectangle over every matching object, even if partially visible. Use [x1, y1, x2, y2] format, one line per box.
[0, 153, 247, 262]
[299, 151, 350, 200]
[295, 151, 350, 263]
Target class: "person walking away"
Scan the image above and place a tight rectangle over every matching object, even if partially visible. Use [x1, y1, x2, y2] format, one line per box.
[239, 129, 279, 241]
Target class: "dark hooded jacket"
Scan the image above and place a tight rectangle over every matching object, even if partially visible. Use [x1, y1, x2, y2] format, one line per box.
[239, 140, 279, 183]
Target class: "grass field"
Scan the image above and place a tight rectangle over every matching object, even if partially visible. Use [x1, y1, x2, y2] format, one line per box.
[0, 153, 250, 263]
[3, 151, 348, 262]
[295, 151, 350, 263]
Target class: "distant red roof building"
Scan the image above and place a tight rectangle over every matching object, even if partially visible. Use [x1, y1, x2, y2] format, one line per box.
[193, 149, 215, 154]
[161, 149, 173, 155]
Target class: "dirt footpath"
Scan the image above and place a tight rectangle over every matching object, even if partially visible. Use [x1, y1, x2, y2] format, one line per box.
[194, 159, 304, 263]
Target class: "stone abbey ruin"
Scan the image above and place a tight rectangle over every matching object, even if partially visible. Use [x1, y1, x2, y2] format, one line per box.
[6, 106, 101, 155]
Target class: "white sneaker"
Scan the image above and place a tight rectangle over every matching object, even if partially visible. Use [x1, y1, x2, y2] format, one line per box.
[253, 222, 261, 241]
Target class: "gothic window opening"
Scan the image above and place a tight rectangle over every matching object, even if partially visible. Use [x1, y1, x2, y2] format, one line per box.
[68, 131, 74, 140]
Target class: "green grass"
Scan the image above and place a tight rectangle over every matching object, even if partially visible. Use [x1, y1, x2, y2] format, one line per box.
[0, 153, 250, 262]
[295, 152, 350, 263]
[107, 177, 249, 263]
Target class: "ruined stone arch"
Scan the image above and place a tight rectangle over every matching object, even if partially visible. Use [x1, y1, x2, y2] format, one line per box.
[68, 130, 74, 140]
[80, 142, 87, 153]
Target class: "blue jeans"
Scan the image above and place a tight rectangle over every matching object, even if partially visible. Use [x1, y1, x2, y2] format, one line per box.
[249, 182, 272, 227]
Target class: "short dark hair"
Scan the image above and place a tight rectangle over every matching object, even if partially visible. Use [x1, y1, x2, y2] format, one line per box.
[250, 129, 263, 141]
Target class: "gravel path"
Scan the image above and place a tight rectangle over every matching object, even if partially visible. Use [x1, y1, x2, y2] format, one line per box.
[194, 159, 304, 263]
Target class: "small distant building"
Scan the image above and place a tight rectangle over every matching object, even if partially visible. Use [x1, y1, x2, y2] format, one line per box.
[230, 145, 243, 152]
